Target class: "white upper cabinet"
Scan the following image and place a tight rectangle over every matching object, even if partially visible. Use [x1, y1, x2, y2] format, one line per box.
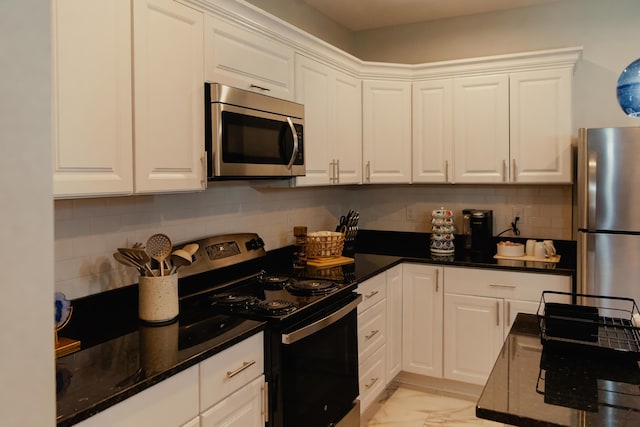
[204, 14, 294, 101]
[412, 79, 453, 183]
[52, 0, 133, 198]
[294, 54, 361, 186]
[509, 68, 573, 183]
[53, 0, 205, 198]
[133, 0, 205, 194]
[453, 74, 510, 183]
[363, 80, 412, 184]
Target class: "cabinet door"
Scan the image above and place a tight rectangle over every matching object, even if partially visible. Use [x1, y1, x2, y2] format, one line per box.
[52, 0, 133, 198]
[505, 299, 540, 332]
[510, 68, 573, 183]
[294, 55, 333, 186]
[334, 71, 362, 185]
[444, 293, 504, 385]
[133, 0, 205, 194]
[412, 79, 453, 183]
[363, 80, 412, 183]
[385, 265, 403, 383]
[453, 74, 509, 183]
[204, 14, 294, 101]
[200, 375, 265, 427]
[402, 264, 443, 378]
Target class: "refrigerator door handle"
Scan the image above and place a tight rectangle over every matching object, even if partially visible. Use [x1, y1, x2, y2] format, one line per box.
[587, 150, 598, 230]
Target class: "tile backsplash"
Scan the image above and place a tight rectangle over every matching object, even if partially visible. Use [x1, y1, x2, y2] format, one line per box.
[55, 182, 572, 299]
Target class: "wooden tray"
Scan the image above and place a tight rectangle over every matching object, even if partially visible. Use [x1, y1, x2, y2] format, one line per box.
[306, 256, 355, 268]
[493, 254, 561, 263]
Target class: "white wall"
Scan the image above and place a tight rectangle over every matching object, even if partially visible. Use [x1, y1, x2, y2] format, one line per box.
[1, 0, 55, 425]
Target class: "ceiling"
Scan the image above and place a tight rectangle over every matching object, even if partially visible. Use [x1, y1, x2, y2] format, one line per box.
[302, 0, 562, 31]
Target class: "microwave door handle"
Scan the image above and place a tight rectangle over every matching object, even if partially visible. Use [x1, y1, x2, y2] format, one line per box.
[286, 117, 298, 170]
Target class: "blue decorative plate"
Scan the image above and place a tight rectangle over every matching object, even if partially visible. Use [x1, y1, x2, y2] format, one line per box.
[55, 292, 71, 330]
[617, 58, 640, 117]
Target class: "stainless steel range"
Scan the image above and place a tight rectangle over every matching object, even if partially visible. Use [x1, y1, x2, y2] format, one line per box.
[177, 233, 361, 427]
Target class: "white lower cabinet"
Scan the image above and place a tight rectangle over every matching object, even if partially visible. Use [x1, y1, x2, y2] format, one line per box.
[76, 332, 265, 427]
[443, 267, 571, 385]
[443, 293, 504, 385]
[76, 365, 200, 427]
[402, 263, 443, 378]
[200, 375, 265, 427]
[358, 266, 403, 414]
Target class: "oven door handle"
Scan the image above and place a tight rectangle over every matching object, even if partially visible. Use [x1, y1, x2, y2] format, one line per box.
[281, 294, 362, 344]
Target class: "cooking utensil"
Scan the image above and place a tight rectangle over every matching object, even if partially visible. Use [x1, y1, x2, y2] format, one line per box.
[113, 252, 146, 276]
[170, 243, 199, 271]
[117, 247, 154, 276]
[146, 233, 172, 276]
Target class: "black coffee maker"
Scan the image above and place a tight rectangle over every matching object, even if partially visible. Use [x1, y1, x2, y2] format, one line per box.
[462, 209, 493, 252]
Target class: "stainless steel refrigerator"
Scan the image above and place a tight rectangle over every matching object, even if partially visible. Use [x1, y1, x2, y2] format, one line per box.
[577, 127, 640, 306]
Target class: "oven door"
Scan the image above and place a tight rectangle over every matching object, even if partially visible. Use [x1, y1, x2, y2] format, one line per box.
[208, 102, 305, 178]
[278, 293, 361, 427]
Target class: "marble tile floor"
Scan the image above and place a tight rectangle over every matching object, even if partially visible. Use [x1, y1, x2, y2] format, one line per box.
[362, 384, 503, 427]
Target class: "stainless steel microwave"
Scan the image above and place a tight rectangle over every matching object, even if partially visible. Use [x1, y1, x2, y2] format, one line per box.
[205, 82, 305, 179]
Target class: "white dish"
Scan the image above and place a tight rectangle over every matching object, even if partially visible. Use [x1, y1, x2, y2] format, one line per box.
[496, 242, 525, 257]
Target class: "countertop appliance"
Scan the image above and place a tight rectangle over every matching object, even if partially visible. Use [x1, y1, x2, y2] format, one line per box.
[577, 127, 640, 306]
[178, 233, 360, 427]
[462, 209, 493, 252]
[204, 82, 305, 180]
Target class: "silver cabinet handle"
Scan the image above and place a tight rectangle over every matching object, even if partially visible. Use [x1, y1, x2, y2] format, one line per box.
[249, 83, 270, 92]
[365, 290, 379, 299]
[502, 159, 507, 182]
[445, 160, 449, 182]
[435, 269, 439, 293]
[201, 151, 207, 188]
[365, 377, 380, 390]
[512, 158, 516, 182]
[489, 283, 516, 288]
[282, 294, 362, 344]
[496, 301, 500, 326]
[286, 117, 298, 170]
[365, 329, 379, 340]
[227, 360, 256, 378]
[365, 161, 371, 182]
[336, 158, 340, 183]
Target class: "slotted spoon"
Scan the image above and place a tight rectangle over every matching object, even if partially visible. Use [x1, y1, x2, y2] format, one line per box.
[146, 233, 172, 276]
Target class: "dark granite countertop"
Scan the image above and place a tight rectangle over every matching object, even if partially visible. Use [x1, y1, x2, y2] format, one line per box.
[477, 313, 640, 426]
[56, 230, 576, 425]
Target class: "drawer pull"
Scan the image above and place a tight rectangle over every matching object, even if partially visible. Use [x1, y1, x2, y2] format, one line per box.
[364, 290, 379, 299]
[365, 329, 379, 340]
[489, 283, 516, 289]
[227, 360, 256, 379]
[250, 84, 271, 92]
[365, 377, 380, 390]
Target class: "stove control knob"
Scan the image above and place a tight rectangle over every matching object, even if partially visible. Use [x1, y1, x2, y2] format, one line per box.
[245, 238, 265, 250]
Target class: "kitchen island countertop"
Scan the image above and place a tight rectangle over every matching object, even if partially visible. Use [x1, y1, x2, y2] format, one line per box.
[477, 313, 640, 426]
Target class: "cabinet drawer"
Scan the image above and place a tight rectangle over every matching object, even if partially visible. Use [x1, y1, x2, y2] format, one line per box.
[200, 375, 265, 427]
[358, 274, 386, 313]
[358, 299, 386, 361]
[445, 267, 571, 301]
[200, 332, 264, 410]
[358, 344, 386, 413]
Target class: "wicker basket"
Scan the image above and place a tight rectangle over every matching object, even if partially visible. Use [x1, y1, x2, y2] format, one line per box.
[306, 231, 345, 258]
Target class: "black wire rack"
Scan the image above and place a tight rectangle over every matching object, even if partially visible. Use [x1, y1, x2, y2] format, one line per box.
[537, 291, 640, 357]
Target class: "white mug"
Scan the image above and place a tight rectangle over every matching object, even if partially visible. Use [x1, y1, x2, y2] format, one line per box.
[534, 242, 547, 259]
[543, 240, 556, 256]
[525, 239, 536, 257]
